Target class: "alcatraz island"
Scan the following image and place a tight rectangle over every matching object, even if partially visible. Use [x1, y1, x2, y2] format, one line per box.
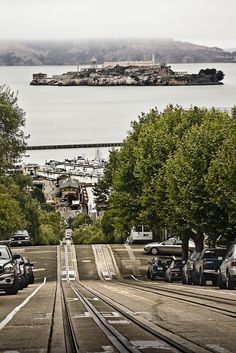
[30, 57, 224, 86]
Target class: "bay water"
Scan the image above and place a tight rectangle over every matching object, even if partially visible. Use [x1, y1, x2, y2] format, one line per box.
[0, 63, 235, 164]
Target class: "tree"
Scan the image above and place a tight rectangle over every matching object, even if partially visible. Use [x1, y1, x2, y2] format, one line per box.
[165, 109, 234, 251]
[0, 86, 27, 174]
[206, 131, 236, 244]
[0, 185, 26, 239]
[70, 213, 92, 229]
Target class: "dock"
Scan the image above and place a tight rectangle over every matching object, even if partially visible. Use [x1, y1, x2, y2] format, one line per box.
[26, 142, 122, 150]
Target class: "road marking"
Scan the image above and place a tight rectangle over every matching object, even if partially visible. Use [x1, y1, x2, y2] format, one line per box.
[73, 312, 91, 318]
[0, 277, 47, 330]
[33, 268, 46, 272]
[100, 312, 121, 318]
[81, 260, 91, 263]
[66, 297, 79, 302]
[131, 340, 171, 349]
[108, 320, 130, 324]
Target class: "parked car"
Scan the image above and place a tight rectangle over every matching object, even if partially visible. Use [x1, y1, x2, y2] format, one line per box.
[0, 244, 19, 295]
[65, 228, 72, 240]
[144, 237, 195, 255]
[165, 257, 183, 282]
[218, 243, 236, 289]
[182, 251, 201, 284]
[126, 225, 153, 244]
[10, 230, 32, 247]
[147, 256, 173, 280]
[192, 248, 227, 286]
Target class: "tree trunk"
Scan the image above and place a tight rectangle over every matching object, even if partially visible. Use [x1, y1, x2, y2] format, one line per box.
[182, 234, 189, 263]
[194, 232, 205, 252]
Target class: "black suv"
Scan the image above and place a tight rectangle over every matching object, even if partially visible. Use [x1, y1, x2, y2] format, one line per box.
[10, 230, 32, 247]
[193, 248, 227, 286]
[0, 245, 19, 295]
[147, 256, 173, 280]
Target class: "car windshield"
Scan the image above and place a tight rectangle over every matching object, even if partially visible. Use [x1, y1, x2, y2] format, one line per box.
[0, 247, 11, 259]
[163, 238, 176, 245]
[156, 258, 172, 266]
[173, 260, 183, 267]
[204, 249, 226, 258]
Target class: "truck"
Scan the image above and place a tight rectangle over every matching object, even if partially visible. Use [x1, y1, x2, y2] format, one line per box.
[126, 225, 153, 244]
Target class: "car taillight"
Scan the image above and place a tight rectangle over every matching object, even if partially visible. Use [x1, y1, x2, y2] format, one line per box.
[231, 260, 236, 267]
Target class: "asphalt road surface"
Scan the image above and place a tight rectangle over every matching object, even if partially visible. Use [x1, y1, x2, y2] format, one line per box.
[0, 243, 236, 353]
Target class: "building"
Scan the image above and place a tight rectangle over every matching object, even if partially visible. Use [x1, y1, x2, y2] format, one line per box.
[32, 73, 47, 80]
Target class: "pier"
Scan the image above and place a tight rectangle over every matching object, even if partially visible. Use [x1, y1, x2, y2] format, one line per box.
[26, 142, 122, 150]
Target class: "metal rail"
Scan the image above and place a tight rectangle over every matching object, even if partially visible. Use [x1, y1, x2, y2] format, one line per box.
[77, 279, 211, 353]
[117, 280, 236, 318]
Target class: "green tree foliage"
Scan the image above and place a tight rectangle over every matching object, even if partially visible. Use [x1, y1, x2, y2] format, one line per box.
[206, 131, 236, 243]
[165, 110, 234, 249]
[70, 213, 92, 229]
[73, 220, 107, 244]
[0, 86, 27, 174]
[0, 184, 26, 239]
[39, 210, 64, 244]
[93, 149, 120, 211]
[99, 105, 235, 251]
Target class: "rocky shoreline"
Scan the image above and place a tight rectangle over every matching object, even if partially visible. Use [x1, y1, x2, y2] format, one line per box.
[30, 65, 224, 86]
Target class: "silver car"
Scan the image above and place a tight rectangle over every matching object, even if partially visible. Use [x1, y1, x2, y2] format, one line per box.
[144, 237, 195, 255]
[218, 243, 236, 289]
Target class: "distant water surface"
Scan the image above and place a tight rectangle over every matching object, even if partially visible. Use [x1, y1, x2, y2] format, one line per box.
[0, 63, 235, 163]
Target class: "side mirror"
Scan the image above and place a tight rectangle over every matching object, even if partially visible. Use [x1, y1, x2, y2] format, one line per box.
[13, 254, 21, 260]
[30, 263, 34, 268]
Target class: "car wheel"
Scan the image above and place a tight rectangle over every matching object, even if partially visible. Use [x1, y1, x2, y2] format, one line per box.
[150, 247, 159, 255]
[186, 274, 192, 285]
[5, 276, 19, 295]
[24, 275, 29, 288]
[217, 273, 226, 289]
[19, 276, 25, 290]
[199, 271, 206, 286]
[226, 272, 235, 290]
[212, 278, 217, 286]
[150, 273, 155, 280]
[192, 270, 199, 285]
[147, 270, 151, 280]
[29, 273, 34, 284]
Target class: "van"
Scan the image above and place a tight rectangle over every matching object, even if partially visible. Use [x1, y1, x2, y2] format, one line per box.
[126, 225, 153, 244]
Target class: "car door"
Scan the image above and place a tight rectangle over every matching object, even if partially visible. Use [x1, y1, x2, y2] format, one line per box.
[159, 238, 176, 254]
[221, 246, 234, 280]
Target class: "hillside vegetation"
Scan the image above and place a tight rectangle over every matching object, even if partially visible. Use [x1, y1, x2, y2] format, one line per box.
[0, 38, 235, 65]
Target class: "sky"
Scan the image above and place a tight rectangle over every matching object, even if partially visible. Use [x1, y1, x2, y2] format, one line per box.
[0, 0, 235, 49]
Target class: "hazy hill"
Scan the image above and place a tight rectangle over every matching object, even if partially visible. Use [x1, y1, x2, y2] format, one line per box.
[0, 38, 235, 65]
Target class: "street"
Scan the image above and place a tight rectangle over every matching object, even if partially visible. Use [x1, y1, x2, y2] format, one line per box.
[0, 243, 236, 353]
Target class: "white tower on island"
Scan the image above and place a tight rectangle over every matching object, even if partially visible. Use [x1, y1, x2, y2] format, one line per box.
[91, 57, 97, 69]
[152, 53, 155, 64]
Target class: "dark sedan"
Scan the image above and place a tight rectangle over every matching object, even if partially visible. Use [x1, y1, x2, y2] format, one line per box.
[147, 256, 173, 280]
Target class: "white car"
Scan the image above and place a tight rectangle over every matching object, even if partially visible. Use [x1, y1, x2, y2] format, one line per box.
[218, 243, 236, 289]
[144, 237, 195, 255]
[65, 229, 72, 240]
